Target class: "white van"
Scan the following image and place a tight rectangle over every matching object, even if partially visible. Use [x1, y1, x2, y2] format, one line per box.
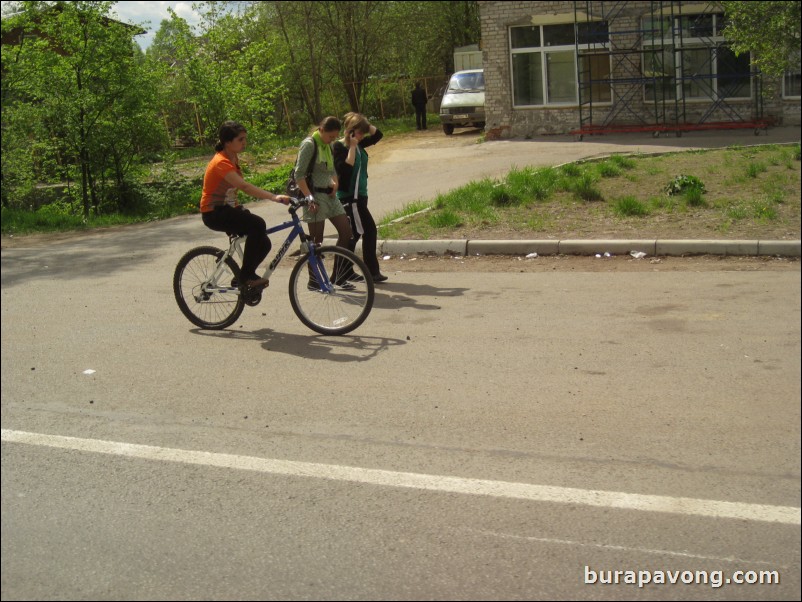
[439, 69, 485, 135]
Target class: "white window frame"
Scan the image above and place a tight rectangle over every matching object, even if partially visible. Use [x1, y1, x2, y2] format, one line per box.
[510, 22, 612, 108]
[783, 50, 801, 99]
[642, 11, 752, 103]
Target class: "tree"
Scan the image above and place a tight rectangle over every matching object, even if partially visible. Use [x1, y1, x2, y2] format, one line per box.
[721, 1, 801, 78]
[257, 1, 481, 125]
[149, 2, 285, 143]
[1, 1, 167, 216]
[316, 1, 393, 113]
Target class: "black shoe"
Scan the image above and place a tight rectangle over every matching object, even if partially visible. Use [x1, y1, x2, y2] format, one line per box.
[346, 272, 365, 283]
[307, 279, 319, 291]
[337, 281, 357, 291]
[372, 273, 388, 283]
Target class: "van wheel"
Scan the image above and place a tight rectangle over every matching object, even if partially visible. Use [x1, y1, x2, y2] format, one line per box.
[443, 124, 454, 135]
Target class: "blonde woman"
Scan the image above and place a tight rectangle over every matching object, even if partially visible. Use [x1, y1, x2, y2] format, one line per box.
[331, 112, 387, 282]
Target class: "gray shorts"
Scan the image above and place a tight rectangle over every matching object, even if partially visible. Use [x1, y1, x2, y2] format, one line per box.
[303, 193, 346, 223]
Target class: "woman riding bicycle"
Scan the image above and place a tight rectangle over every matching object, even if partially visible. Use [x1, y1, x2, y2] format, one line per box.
[200, 121, 291, 290]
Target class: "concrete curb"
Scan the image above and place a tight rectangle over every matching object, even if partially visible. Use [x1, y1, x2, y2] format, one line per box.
[360, 239, 801, 257]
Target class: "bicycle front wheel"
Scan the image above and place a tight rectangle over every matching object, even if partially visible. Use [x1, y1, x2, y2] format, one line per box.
[173, 246, 245, 330]
[289, 246, 375, 335]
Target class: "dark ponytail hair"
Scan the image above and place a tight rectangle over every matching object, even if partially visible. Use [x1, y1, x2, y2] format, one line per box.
[319, 116, 341, 133]
[215, 121, 247, 152]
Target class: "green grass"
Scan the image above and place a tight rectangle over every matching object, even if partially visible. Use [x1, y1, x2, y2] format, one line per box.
[614, 196, 650, 217]
[379, 142, 800, 240]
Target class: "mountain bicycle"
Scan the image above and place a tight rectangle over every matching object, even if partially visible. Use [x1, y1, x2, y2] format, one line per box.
[173, 199, 374, 335]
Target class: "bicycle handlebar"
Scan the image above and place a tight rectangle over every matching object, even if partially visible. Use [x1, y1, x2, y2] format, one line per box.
[288, 198, 312, 213]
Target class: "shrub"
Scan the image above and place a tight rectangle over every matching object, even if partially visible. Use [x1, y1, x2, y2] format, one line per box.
[666, 174, 705, 196]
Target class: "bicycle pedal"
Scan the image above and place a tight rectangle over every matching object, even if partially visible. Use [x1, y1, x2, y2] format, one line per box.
[243, 289, 262, 306]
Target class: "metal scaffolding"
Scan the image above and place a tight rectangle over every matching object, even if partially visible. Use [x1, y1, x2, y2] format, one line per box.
[571, 1, 769, 138]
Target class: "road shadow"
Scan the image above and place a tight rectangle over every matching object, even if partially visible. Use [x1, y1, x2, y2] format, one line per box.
[189, 327, 405, 362]
[371, 281, 469, 311]
[1, 214, 203, 288]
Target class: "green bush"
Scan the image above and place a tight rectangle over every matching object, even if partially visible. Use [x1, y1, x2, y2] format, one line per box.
[666, 174, 706, 196]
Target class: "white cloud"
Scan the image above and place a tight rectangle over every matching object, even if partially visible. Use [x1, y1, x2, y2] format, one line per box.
[110, 1, 203, 50]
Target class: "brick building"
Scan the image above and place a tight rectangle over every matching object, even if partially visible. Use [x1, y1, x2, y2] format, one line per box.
[478, 1, 801, 138]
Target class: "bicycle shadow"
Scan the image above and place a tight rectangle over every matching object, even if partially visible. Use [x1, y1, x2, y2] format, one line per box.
[190, 327, 405, 362]
[371, 281, 468, 311]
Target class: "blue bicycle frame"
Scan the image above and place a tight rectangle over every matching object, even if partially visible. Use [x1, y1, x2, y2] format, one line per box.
[257, 202, 332, 292]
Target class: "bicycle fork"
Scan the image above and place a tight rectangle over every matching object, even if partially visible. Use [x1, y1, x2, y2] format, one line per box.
[305, 243, 336, 293]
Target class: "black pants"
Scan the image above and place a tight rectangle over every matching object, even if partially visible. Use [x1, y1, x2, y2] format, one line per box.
[415, 107, 427, 130]
[202, 205, 270, 282]
[342, 196, 380, 276]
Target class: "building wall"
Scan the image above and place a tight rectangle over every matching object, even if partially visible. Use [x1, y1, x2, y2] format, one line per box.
[478, 1, 799, 139]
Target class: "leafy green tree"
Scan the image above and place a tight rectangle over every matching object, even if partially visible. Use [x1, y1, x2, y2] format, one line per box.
[316, 1, 393, 112]
[722, 1, 801, 78]
[146, 11, 198, 144]
[256, 1, 480, 125]
[1, 1, 167, 216]
[150, 2, 285, 144]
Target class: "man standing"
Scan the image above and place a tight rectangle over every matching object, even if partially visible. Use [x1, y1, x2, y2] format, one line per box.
[411, 82, 428, 130]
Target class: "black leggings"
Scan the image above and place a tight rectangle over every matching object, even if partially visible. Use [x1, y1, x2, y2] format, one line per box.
[202, 205, 270, 282]
[342, 196, 380, 275]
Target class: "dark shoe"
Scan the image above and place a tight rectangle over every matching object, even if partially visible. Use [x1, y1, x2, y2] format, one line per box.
[337, 281, 357, 291]
[346, 272, 365, 283]
[371, 273, 388, 283]
[245, 277, 269, 289]
[307, 279, 319, 291]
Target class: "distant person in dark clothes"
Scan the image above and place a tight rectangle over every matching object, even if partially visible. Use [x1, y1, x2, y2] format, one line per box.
[411, 82, 428, 130]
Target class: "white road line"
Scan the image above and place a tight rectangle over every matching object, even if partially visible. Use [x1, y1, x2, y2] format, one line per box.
[3, 429, 800, 525]
[465, 529, 792, 567]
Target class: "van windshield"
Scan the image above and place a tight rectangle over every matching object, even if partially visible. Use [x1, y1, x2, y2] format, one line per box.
[447, 72, 484, 92]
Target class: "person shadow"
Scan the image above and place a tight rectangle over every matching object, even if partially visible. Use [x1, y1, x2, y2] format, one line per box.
[188, 281, 467, 359]
[371, 281, 468, 311]
[190, 327, 405, 362]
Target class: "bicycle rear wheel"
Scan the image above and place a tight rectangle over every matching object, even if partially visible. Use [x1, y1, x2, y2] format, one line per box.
[173, 246, 245, 330]
[288, 246, 374, 335]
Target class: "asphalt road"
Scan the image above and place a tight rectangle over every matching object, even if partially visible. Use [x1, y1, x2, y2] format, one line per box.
[2, 127, 801, 600]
